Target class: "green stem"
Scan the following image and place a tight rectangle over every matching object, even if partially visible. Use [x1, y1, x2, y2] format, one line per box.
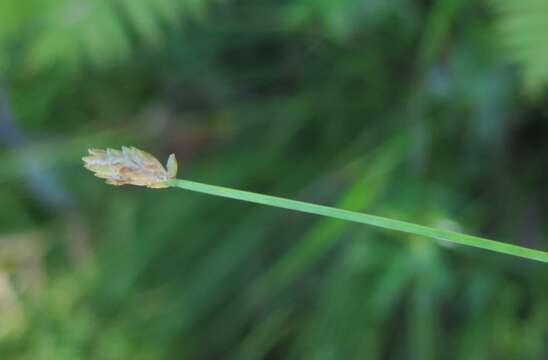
[166, 179, 548, 263]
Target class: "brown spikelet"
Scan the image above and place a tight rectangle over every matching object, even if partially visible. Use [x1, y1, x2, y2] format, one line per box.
[82, 146, 178, 188]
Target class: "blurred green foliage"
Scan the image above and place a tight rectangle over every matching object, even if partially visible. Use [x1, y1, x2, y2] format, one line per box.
[0, 0, 548, 359]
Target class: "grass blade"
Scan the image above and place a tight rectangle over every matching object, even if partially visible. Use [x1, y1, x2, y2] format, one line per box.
[166, 179, 548, 263]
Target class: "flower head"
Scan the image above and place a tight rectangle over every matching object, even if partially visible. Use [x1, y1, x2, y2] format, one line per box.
[82, 146, 177, 188]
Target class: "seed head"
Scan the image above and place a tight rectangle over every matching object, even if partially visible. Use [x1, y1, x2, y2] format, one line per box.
[82, 146, 177, 188]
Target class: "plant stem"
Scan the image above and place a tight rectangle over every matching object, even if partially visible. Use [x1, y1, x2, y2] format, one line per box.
[166, 179, 548, 263]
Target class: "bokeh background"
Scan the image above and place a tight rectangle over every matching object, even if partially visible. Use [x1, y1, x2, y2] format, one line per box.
[1, 0, 548, 359]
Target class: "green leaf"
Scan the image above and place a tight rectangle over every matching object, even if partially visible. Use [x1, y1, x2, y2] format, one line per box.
[492, 0, 548, 94]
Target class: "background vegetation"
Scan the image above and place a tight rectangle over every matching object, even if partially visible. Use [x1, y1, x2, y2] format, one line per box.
[1, 0, 548, 359]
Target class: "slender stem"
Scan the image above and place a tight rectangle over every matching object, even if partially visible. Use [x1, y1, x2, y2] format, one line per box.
[166, 179, 548, 263]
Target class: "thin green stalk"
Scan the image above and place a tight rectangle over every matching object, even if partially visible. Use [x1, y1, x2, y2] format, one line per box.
[166, 179, 548, 263]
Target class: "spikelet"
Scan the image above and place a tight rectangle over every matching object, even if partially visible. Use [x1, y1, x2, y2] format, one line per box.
[82, 146, 177, 188]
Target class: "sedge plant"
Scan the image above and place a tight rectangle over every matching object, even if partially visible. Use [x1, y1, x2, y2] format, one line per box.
[83, 146, 548, 263]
